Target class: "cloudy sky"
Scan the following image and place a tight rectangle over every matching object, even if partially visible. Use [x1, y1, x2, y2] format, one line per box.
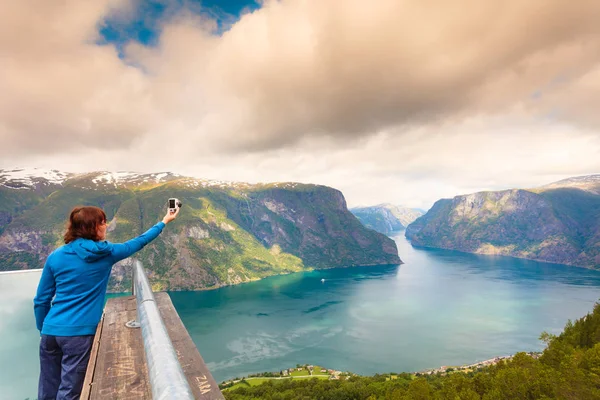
[2, 0, 600, 209]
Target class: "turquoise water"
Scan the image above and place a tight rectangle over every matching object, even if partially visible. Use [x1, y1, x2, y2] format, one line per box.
[171, 234, 600, 382]
[0, 270, 43, 400]
[0, 272, 124, 400]
[3, 234, 600, 398]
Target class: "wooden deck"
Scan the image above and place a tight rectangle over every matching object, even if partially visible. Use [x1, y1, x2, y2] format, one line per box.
[81, 293, 223, 399]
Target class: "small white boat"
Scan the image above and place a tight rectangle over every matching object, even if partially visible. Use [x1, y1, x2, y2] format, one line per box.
[321, 278, 325, 283]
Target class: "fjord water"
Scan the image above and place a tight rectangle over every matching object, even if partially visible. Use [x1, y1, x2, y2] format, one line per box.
[0, 271, 123, 400]
[1, 270, 43, 400]
[171, 234, 600, 382]
[3, 235, 600, 399]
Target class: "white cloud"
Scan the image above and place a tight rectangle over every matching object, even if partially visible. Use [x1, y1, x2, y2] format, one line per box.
[1, 0, 600, 209]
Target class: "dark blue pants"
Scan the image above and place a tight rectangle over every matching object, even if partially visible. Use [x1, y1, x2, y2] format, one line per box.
[38, 334, 94, 400]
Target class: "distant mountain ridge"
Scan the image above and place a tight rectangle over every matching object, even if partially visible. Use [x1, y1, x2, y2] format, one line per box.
[0, 168, 400, 291]
[536, 174, 600, 195]
[351, 204, 424, 234]
[406, 174, 600, 269]
[0, 168, 248, 190]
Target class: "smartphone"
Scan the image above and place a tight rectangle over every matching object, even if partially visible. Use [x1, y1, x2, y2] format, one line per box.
[168, 198, 178, 212]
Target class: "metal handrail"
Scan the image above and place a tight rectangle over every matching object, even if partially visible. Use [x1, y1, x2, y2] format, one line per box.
[132, 260, 195, 400]
[0, 268, 43, 275]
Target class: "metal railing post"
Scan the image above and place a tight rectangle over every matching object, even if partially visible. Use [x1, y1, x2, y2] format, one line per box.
[125, 264, 141, 329]
[131, 260, 195, 400]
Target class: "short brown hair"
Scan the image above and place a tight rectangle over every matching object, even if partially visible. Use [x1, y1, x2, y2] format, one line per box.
[64, 206, 107, 244]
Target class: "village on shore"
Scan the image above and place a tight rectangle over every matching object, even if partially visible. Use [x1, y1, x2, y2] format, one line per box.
[416, 351, 542, 376]
[219, 363, 349, 390]
[219, 352, 543, 390]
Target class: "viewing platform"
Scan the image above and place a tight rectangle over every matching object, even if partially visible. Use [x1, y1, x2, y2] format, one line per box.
[81, 262, 224, 399]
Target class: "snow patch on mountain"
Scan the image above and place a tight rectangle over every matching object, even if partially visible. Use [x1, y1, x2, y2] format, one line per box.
[81, 171, 184, 188]
[0, 168, 70, 189]
[91, 172, 139, 185]
[0, 168, 300, 192]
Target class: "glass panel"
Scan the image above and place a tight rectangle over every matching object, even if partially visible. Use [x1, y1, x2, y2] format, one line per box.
[0, 270, 42, 400]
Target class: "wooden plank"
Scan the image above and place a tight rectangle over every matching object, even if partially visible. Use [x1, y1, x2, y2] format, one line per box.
[156, 292, 224, 400]
[87, 293, 224, 399]
[89, 296, 151, 399]
[80, 314, 104, 400]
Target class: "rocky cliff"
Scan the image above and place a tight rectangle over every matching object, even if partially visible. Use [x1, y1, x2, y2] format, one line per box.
[405, 175, 600, 269]
[0, 169, 400, 291]
[351, 204, 424, 234]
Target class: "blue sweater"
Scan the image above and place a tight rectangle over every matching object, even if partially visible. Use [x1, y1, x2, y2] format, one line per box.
[33, 222, 166, 336]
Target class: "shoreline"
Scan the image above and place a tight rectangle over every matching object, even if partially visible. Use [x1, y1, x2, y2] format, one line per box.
[415, 351, 542, 375]
[405, 240, 598, 271]
[103, 262, 401, 293]
[220, 351, 544, 388]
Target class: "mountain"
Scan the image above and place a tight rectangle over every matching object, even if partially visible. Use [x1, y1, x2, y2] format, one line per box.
[350, 204, 424, 234]
[0, 168, 400, 291]
[537, 174, 600, 195]
[405, 174, 600, 269]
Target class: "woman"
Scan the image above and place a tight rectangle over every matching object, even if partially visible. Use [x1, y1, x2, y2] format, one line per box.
[34, 205, 180, 400]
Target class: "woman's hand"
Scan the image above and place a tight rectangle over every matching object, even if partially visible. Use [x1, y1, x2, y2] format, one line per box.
[162, 207, 180, 224]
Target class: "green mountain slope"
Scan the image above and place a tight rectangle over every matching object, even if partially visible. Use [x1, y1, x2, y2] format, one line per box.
[405, 175, 600, 269]
[0, 169, 400, 291]
[351, 204, 424, 234]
